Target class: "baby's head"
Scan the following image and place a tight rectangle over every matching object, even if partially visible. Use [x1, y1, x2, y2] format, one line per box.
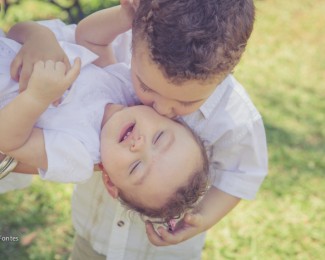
[100, 105, 209, 222]
[129, 0, 255, 117]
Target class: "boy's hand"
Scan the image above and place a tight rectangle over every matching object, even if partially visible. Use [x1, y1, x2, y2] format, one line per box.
[10, 31, 71, 93]
[145, 212, 205, 246]
[145, 187, 240, 246]
[26, 58, 81, 106]
[120, 0, 139, 24]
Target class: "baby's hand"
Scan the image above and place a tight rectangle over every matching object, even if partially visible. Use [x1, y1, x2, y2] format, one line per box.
[26, 58, 81, 106]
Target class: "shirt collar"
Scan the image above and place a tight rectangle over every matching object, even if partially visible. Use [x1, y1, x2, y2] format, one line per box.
[198, 75, 231, 119]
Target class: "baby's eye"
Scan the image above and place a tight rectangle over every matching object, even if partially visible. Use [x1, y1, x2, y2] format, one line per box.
[130, 161, 140, 175]
[153, 131, 164, 144]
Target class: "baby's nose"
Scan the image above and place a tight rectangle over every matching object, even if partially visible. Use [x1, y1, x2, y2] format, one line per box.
[130, 135, 145, 152]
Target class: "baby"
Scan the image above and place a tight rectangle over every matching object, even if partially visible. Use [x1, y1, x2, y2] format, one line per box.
[0, 36, 209, 223]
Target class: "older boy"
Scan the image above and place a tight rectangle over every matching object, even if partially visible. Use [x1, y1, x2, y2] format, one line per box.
[5, 0, 267, 259]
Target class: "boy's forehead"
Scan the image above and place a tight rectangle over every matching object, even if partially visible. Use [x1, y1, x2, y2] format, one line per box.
[132, 40, 223, 87]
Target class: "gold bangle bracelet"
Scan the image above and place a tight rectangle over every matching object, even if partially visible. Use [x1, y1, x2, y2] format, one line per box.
[0, 155, 18, 180]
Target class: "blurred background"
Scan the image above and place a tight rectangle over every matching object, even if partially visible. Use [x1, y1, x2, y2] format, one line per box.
[0, 0, 324, 259]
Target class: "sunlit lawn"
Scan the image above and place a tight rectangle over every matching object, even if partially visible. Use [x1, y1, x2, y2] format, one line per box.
[1, 0, 324, 259]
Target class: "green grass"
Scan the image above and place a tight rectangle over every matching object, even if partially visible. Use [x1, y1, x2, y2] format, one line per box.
[1, 0, 325, 259]
[203, 0, 325, 259]
[0, 180, 74, 259]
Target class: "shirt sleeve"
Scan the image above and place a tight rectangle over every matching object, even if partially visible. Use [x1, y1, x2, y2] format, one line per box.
[37, 19, 133, 65]
[211, 118, 268, 200]
[111, 30, 132, 65]
[37, 19, 76, 43]
[39, 129, 94, 183]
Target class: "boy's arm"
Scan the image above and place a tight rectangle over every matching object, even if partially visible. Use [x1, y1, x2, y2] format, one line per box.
[7, 22, 71, 92]
[75, 1, 136, 67]
[0, 59, 80, 170]
[145, 187, 240, 246]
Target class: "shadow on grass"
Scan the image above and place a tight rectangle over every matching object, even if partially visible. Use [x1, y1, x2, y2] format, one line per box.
[261, 119, 324, 198]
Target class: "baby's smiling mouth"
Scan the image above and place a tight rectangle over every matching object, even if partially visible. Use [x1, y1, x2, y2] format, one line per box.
[119, 123, 135, 143]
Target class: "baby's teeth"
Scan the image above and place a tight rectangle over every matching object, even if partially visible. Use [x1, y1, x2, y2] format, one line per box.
[123, 131, 131, 140]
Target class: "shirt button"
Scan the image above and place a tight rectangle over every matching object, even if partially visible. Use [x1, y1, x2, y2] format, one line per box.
[117, 220, 125, 227]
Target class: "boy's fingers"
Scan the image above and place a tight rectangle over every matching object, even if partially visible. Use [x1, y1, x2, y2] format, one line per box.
[133, 0, 140, 9]
[10, 55, 23, 81]
[65, 58, 81, 85]
[145, 222, 167, 246]
[183, 213, 200, 226]
[19, 63, 35, 92]
[157, 227, 183, 244]
[52, 98, 62, 107]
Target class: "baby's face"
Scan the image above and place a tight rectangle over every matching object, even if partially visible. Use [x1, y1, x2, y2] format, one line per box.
[130, 41, 220, 118]
[100, 105, 202, 209]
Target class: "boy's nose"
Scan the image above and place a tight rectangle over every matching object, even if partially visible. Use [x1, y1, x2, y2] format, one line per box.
[130, 136, 145, 152]
[153, 100, 175, 118]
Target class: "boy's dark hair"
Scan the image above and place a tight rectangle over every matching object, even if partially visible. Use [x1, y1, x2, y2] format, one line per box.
[133, 0, 255, 83]
[117, 125, 210, 223]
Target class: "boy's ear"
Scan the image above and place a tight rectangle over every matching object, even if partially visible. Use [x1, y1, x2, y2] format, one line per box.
[101, 165, 119, 199]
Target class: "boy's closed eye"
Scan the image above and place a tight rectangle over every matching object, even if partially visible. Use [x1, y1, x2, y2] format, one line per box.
[139, 82, 152, 93]
[180, 100, 198, 107]
[137, 76, 204, 109]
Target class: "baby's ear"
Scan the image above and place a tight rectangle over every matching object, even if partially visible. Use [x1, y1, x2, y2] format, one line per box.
[101, 167, 119, 198]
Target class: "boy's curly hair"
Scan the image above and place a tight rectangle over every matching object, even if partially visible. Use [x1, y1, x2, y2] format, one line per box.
[117, 126, 210, 224]
[133, 0, 255, 83]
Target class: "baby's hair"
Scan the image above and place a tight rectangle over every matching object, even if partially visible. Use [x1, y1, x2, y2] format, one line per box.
[117, 121, 210, 223]
[132, 0, 255, 84]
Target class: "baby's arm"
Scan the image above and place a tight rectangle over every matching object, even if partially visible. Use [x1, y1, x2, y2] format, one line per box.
[76, 0, 137, 67]
[7, 22, 71, 92]
[0, 59, 80, 170]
